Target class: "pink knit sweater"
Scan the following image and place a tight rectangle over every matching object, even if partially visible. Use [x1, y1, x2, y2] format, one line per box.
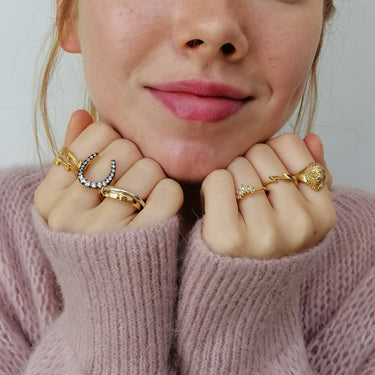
[0, 167, 374, 375]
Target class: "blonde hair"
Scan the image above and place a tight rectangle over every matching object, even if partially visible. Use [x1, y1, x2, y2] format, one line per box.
[34, 0, 335, 158]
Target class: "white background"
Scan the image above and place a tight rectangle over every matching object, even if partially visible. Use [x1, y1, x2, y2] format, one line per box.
[0, 1, 374, 192]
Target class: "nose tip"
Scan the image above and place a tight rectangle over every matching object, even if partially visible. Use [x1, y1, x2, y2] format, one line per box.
[186, 39, 238, 57]
[174, 7, 249, 64]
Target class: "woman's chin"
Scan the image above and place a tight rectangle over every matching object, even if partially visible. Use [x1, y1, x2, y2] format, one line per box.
[158, 157, 226, 184]
[140, 139, 241, 183]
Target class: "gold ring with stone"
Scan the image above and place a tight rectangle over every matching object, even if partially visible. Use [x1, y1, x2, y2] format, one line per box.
[100, 186, 146, 212]
[77, 152, 116, 189]
[236, 185, 269, 200]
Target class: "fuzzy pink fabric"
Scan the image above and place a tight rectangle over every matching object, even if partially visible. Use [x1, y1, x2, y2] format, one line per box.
[0, 167, 374, 374]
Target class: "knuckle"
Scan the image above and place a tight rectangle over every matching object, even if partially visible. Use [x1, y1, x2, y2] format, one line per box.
[109, 138, 142, 158]
[316, 203, 337, 235]
[34, 182, 54, 219]
[251, 225, 282, 258]
[34, 184, 47, 215]
[137, 157, 165, 177]
[227, 156, 248, 170]
[287, 211, 316, 248]
[88, 121, 116, 137]
[268, 132, 303, 149]
[156, 178, 184, 205]
[205, 226, 246, 257]
[47, 204, 70, 232]
[202, 169, 231, 191]
[245, 143, 270, 159]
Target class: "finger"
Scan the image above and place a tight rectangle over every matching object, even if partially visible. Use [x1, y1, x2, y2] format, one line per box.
[244, 142, 320, 254]
[48, 122, 123, 191]
[303, 133, 333, 188]
[265, 134, 335, 239]
[54, 139, 143, 214]
[98, 157, 166, 221]
[201, 169, 244, 256]
[245, 142, 304, 208]
[266, 133, 330, 201]
[63, 110, 94, 147]
[44, 137, 142, 225]
[129, 178, 183, 229]
[226, 156, 271, 215]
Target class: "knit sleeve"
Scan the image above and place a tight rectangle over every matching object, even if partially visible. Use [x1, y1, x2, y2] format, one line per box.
[0, 167, 61, 375]
[0, 166, 180, 375]
[24, 207, 179, 375]
[303, 187, 375, 374]
[175, 219, 325, 375]
[175, 187, 375, 375]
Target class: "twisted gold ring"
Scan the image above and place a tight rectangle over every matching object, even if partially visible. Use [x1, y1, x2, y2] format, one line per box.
[53, 147, 117, 190]
[264, 162, 327, 192]
[236, 185, 269, 200]
[52, 147, 82, 175]
[100, 186, 146, 212]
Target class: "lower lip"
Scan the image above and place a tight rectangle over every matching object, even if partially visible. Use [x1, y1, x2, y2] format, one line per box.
[148, 89, 249, 123]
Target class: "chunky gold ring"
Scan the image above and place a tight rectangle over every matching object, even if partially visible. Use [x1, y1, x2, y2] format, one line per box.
[236, 185, 269, 200]
[77, 153, 116, 189]
[52, 147, 82, 175]
[293, 162, 327, 191]
[100, 186, 146, 212]
[263, 162, 327, 192]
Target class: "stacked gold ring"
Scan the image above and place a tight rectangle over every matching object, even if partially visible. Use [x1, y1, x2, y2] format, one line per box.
[236, 162, 327, 200]
[52, 147, 146, 211]
[263, 162, 327, 192]
[100, 186, 146, 212]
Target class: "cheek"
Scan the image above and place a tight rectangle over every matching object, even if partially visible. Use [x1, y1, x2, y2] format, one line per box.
[258, 15, 323, 107]
[77, 1, 168, 106]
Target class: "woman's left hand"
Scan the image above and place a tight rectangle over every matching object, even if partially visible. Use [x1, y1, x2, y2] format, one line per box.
[201, 133, 336, 258]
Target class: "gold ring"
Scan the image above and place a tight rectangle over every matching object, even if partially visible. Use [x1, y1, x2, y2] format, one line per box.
[263, 162, 327, 192]
[263, 173, 297, 187]
[236, 185, 269, 200]
[293, 162, 327, 191]
[52, 147, 82, 175]
[100, 186, 146, 212]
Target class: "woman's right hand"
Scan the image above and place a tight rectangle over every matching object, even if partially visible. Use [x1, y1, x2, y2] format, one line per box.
[34, 110, 183, 233]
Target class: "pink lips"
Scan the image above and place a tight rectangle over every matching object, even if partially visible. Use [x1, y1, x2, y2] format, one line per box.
[147, 80, 251, 123]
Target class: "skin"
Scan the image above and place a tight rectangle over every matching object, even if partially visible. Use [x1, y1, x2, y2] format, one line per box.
[35, 0, 336, 258]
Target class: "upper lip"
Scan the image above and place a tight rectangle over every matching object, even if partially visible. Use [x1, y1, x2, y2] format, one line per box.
[147, 80, 252, 101]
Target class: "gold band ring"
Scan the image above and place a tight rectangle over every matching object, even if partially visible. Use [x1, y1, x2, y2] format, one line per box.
[263, 173, 297, 187]
[52, 147, 82, 175]
[236, 185, 269, 200]
[263, 162, 327, 192]
[100, 186, 146, 212]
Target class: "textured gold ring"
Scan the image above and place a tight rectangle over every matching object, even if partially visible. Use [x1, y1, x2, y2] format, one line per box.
[100, 186, 146, 212]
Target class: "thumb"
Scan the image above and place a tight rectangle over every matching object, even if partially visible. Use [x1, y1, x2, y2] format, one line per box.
[63, 110, 94, 147]
[303, 133, 333, 188]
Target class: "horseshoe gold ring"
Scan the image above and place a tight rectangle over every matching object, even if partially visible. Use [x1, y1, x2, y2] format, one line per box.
[77, 153, 116, 189]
